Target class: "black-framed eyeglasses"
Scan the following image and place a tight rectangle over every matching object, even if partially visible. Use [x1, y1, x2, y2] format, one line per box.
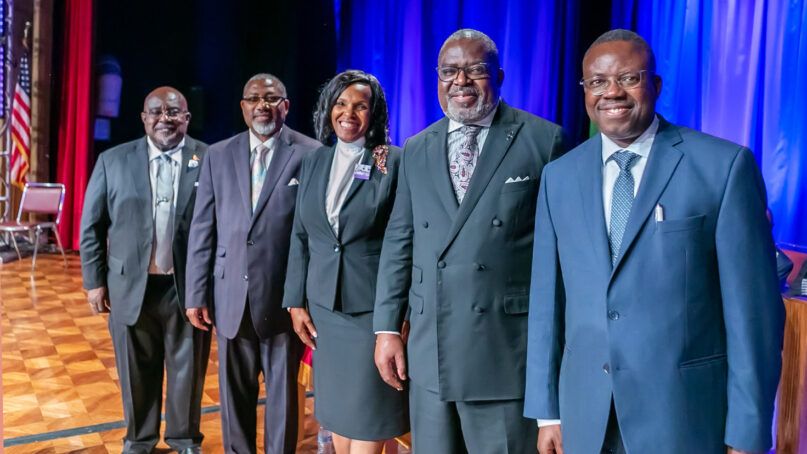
[579, 70, 654, 95]
[144, 109, 189, 120]
[242, 94, 287, 106]
[435, 63, 493, 82]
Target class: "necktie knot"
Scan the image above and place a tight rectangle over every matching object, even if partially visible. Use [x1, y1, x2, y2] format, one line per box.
[608, 150, 640, 172]
[252, 144, 270, 167]
[459, 125, 482, 140]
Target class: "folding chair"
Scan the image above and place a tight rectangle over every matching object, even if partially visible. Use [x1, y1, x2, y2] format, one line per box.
[0, 182, 67, 273]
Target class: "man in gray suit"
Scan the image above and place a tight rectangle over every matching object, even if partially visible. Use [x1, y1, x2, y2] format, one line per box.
[374, 29, 565, 453]
[185, 73, 319, 454]
[80, 87, 211, 454]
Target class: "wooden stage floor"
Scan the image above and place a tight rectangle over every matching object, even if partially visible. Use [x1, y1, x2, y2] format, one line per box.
[1, 253, 322, 453]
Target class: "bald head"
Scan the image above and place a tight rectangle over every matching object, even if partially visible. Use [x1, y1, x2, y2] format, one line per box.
[141, 86, 191, 151]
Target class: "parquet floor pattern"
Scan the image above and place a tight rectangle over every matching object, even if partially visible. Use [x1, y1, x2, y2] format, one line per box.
[2, 253, 319, 453]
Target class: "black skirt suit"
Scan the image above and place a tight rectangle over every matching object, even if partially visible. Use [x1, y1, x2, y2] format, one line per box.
[282, 144, 408, 440]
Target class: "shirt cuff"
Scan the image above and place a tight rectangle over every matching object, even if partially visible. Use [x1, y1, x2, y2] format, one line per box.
[537, 419, 561, 427]
[375, 331, 401, 335]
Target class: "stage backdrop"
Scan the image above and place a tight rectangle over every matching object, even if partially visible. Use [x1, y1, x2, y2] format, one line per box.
[338, 0, 805, 251]
[335, 0, 604, 148]
[613, 0, 804, 250]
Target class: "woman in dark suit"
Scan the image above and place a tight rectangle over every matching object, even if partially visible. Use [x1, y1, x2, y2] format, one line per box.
[282, 70, 408, 453]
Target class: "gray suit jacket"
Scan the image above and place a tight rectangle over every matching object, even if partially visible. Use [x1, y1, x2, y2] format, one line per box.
[283, 144, 401, 314]
[185, 127, 319, 340]
[374, 102, 565, 401]
[80, 136, 208, 325]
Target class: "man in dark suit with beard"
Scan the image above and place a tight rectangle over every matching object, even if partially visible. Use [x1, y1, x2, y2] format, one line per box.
[185, 73, 319, 454]
[373, 29, 565, 453]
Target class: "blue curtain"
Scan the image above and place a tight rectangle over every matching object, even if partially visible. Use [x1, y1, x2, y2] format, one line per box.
[612, 0, 807, 250]
[335, 0, 583, 147]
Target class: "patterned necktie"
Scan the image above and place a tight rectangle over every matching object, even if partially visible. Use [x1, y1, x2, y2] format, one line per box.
[154, 153, 175, 273]
[449, 125, 482, 203]
[608, 150, 641, 266]
[250, 144, 270, 212]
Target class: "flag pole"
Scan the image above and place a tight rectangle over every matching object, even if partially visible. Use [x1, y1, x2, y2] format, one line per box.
[0, 0, 13, 223]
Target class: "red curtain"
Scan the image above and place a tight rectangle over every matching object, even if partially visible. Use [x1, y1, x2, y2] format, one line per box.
[56, 0, 94, 250]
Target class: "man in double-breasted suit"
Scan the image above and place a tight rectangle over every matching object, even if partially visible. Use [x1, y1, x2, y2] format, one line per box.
[373, 29, 564, 453]
[80, 87, 210, 454]
[185, 73, 319, 454]
[525, 30, 784, 454]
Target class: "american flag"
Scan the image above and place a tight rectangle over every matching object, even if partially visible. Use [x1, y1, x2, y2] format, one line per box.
[10, 51, 31, 188]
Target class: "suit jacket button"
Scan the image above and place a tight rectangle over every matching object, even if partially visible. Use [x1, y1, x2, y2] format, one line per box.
[334, 244, 341, 253]
[243, 274, 249, 281]
[437, 261, 446, 269]
[603, 363, 610, 374]
[247, 240, 255, 245]
[474, 263, 485, 270]
[423, 221, 429, 228]
[472, 305, 484, 313]
[492, 218, 502, 227]
[608, 310, 619, 320]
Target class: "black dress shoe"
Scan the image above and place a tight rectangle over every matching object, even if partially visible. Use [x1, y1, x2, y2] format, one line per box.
[177, 447, 202, 454]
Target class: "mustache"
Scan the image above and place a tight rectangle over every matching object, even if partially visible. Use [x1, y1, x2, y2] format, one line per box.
[448, 87, 479, 97]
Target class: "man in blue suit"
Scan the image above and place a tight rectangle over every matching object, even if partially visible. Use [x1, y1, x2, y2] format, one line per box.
[524, 29, 784, 454]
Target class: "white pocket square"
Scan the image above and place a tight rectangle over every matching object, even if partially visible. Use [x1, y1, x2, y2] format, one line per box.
[194, 182, 199, 187]
[505, 176, 530, 184]
[287, 178, 299, 186]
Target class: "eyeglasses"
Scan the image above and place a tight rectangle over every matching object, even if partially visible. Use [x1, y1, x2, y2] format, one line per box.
[144, 109, 188, 120]
[435, 63, 493, 82]
[579, 70, 653, 95]
[242, 94, 287, 106]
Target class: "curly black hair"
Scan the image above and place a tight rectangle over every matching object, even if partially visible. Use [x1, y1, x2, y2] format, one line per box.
[313, 70, 390, 149]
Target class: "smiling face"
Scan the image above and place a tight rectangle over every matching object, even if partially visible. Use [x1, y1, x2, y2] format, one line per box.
[140, 87, 190, 151]
[437, 38, 503, 124]
[330, 83, 372, 144]
[240, 77, 289, 141]
[582, 40, 661, 147]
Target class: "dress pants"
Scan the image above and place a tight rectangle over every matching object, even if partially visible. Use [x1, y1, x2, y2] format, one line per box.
[109, 274, 211, 454]
[601, 399, 627, 454]
[409, 380, 536, 454]
[217, 304, 301, 454]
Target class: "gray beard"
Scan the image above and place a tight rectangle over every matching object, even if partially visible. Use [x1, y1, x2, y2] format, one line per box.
[253, 121, 277, 137]
[443, 95, 496, 124]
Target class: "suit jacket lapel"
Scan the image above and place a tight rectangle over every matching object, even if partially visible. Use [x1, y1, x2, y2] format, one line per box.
[576, 136, 612, 272]
[229, 132, 253, 218]
[427, 119, 459, 217]
[340, 147, 373, 212]
[251, 129, 294, 224]
[175, 137, 200, 221]
[128, 138, 153, 233]
[441, 104, 521, 257]
[611, 119, 683, 275]
[311, 145, 338, 241]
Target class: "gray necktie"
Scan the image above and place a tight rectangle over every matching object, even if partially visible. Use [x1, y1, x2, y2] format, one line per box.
[449, 125, 482, 203]
[251, 144, 270, 212]
[154, 153, 174, 272]
[608, 151, 640, 266]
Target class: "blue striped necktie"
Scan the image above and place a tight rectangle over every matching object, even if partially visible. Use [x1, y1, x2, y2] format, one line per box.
[250, 144, 270, 212]
[608, 150, 640, 266]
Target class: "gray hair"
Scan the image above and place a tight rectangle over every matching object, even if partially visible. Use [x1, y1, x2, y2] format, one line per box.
[243, 73, 287, 97]
[439, 29, 499, 67]
[587, 29, 656, 71]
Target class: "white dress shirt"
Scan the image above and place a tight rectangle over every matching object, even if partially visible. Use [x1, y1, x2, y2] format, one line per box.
[601, 115, 659, 233]
[249, 128, 280, 172]
[146, 137, 184, 274]
[537, 116, 660, 428]
[326, 137, 366, 235]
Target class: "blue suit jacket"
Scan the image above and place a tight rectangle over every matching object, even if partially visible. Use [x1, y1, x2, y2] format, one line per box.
[524, 119, 784, 453]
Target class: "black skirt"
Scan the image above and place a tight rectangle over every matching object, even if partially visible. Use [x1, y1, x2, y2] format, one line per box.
[308, 302, 409, 440]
